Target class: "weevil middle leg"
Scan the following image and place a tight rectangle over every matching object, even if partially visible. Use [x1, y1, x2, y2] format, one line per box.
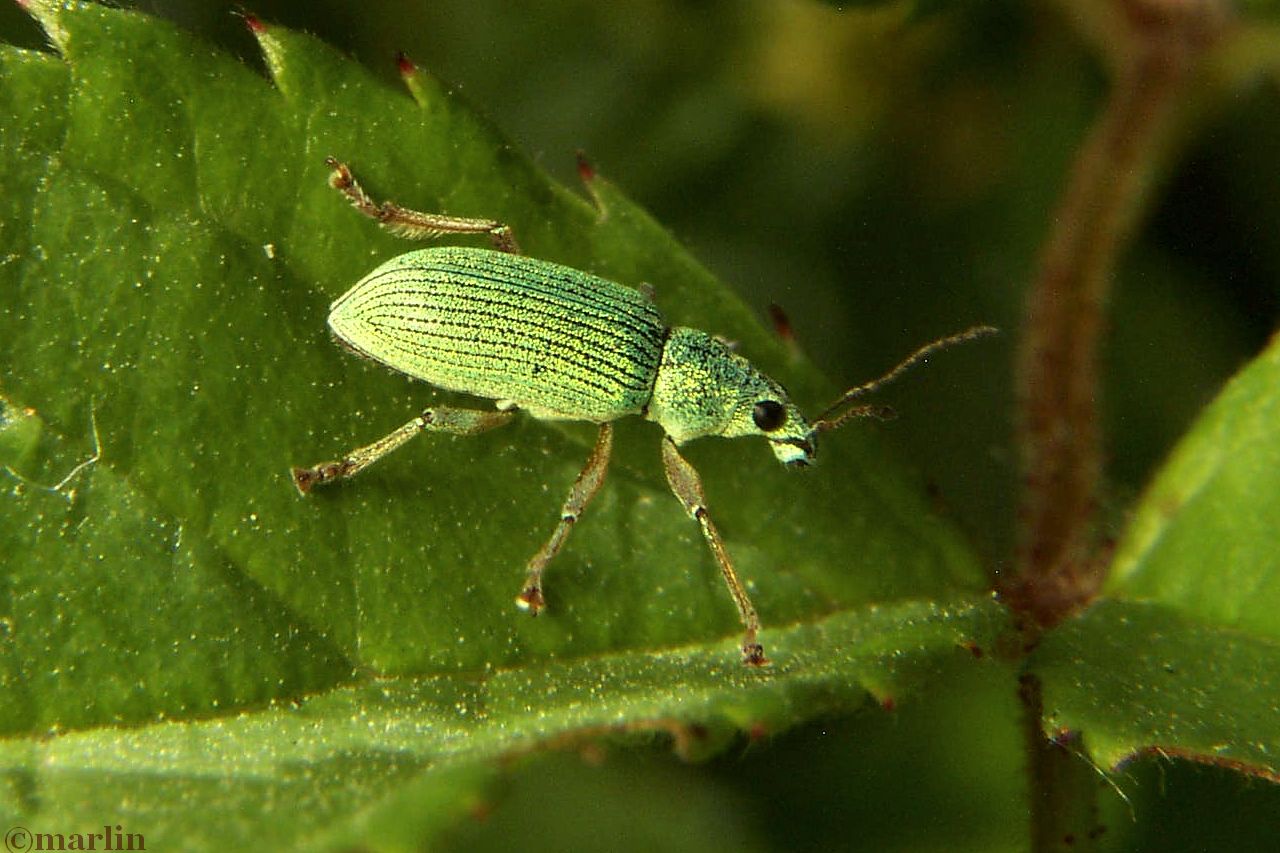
[661, 436, 767, 667]
[325, 158, 520, 253]
[517, 423, 614, 614]
[292, 406, 514, 493]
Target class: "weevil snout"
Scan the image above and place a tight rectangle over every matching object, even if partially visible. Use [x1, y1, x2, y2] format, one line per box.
[771, 434, 816, 467]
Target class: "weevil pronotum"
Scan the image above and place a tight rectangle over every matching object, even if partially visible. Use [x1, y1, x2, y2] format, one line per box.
[293, 158, 996, 666]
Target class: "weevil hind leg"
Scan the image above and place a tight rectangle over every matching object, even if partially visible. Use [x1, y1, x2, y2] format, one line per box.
[291, 406, 514, 493]
[518, 423, 614, 615]
[325, 157, 521, 253]
[660, 436, 768, 667]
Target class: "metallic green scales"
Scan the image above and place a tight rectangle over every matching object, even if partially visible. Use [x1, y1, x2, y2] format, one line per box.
[329, 246, 666, 421]
[299, 157, 996, 669]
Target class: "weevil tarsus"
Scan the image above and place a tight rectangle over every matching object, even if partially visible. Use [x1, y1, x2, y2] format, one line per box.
[517, 422, 615, 614]
[292, 406, 514, 494]
[325, 157, 520, 253]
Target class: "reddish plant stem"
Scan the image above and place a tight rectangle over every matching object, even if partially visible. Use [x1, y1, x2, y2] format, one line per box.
[1014, 4, 1229, 851]
[1008, 0, 1225, 629]
[1019, 675, 1107, 852]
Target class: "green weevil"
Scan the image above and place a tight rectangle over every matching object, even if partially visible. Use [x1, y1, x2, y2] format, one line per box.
[293, 158, 995, 666]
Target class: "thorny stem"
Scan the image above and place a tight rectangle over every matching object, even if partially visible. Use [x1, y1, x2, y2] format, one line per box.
[1007, 0, 1227, 631]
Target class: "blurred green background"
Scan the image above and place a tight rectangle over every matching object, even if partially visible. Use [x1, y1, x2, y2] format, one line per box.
[3, 0, 1277, 849]
[5, 0, 1274, 560]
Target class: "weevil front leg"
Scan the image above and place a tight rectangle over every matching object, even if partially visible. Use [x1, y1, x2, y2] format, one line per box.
[292, 406, 514, 494]
[325, 157, 520, 253]
[660, 436, 767, 667]
[517, 423, 613, 614]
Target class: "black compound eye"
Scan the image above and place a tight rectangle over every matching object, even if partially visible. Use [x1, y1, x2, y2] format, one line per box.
[752, 400, 786, 432]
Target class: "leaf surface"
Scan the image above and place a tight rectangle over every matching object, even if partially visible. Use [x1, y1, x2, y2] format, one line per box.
[0, 2, 998, 848]
[1031, 336, 1280, 780]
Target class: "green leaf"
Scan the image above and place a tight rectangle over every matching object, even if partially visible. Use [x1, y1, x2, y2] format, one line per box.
[0, 1, 998, 847]
[0, 596, 1007, 849]
[1107, 334, 1280, 638]
[1030, 337, 1280, 779]
[1032, 600, 1280, 777]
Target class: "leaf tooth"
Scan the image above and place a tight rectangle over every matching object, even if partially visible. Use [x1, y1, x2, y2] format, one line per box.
[239, 10, 267, 35]
[244, 12, 294, 98]
[19, 0, 72, 54]
[396, 50, 430, 109]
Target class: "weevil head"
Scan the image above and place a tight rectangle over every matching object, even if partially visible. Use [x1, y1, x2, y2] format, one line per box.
[648, 328, 817, 466]
[759, 400, 818, 467]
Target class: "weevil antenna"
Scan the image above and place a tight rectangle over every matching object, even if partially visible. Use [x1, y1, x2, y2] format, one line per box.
[811, 325, 998, 433]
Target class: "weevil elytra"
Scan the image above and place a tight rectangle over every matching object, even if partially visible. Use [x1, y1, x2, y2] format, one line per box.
[293, 158, 996, 666]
